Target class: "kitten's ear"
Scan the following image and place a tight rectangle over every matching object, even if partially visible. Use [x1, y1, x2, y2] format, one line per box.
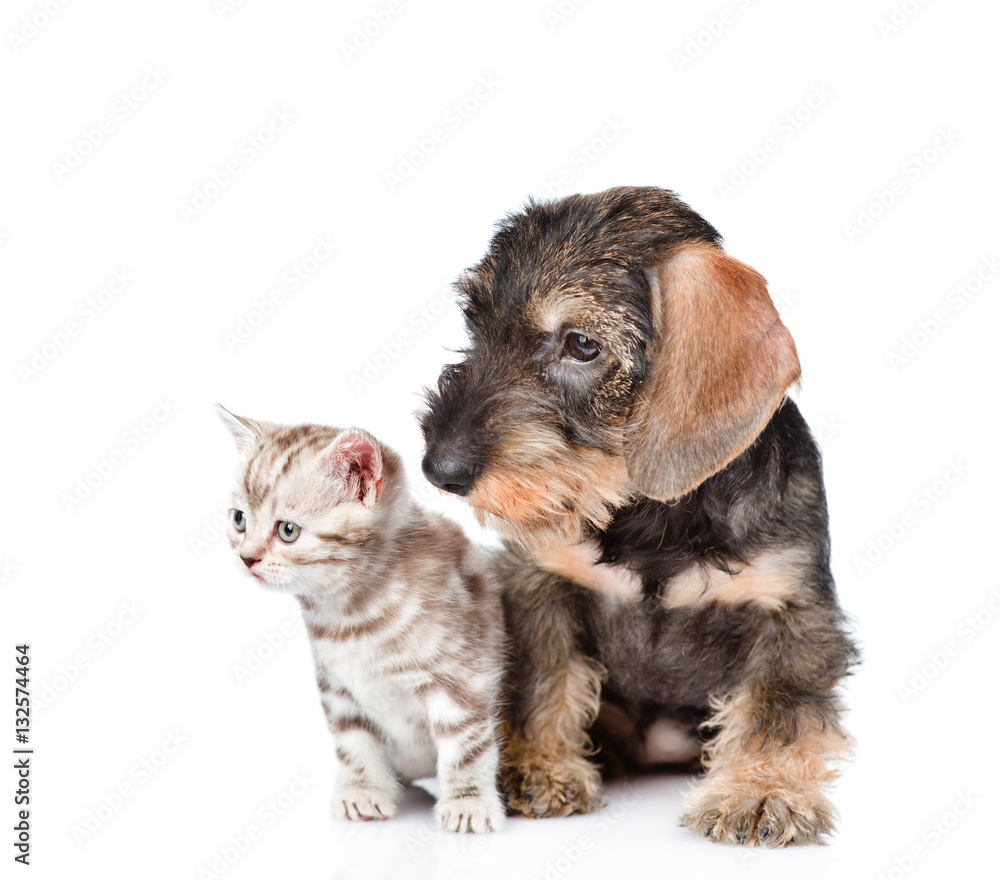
[320, 429, 384, 507]
[216, 404, 262, 453]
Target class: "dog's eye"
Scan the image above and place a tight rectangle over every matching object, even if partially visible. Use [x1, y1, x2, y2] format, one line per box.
[563, 332, 602, 363]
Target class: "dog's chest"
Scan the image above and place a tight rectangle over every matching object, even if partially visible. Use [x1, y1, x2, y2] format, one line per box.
[582, 588, 757, 709]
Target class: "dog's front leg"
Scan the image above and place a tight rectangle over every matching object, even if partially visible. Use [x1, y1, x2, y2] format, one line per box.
[681, 601, 856, 846]
[499, 558, 605, 818]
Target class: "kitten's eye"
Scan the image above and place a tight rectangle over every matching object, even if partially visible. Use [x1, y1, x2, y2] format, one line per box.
[232, 510, 246, 533]
[277, 521, 301, 543]
[562, 332, 602, 363]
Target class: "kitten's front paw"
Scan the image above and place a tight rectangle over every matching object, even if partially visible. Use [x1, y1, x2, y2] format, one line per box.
[332, 786, 397, 822]
[435, 794, 506, 833]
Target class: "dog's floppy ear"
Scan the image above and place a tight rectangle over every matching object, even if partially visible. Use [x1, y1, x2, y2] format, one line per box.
[625, 242, 800, 501]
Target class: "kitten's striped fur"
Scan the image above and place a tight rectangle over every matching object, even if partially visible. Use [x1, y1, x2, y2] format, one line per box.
[218, 406, 506, 832]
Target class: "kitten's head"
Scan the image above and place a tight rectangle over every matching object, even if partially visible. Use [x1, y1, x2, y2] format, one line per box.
[216, 405, 405, 598]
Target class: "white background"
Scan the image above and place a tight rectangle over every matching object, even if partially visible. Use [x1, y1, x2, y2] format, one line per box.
[2, 0, 998, 877]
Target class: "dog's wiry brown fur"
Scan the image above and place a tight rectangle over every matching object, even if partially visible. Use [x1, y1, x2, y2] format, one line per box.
[684, 686, 853, 846]
[420, 187, 857, 846]
[469, 441, 632, 547]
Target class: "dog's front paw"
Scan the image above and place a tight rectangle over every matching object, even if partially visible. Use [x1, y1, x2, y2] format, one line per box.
[502, 754, 602, 819]
[682, 782, 835, 847]
[435, 794, 505, 833]
[332, 785, 397, 822]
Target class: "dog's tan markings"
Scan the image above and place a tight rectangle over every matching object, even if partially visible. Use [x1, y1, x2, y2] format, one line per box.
[531, 294, 574, 336]
[533, 539, 642, 601]
[501, 651, 605, 818]
[663, 547, 810, 611]
[468, 471, 552, 523]
[467, 441, 631, 548]
[531, 290, 606, 336]
[625, 243, 801, 502]
[681, 688, 854, 846]
[502, 730, 602, 819]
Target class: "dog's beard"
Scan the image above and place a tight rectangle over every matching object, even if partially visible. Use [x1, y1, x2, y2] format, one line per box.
[465, 443, 633, 551]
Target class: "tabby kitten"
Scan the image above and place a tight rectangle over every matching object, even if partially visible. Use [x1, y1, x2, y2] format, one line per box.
[217, 406, 506, 832]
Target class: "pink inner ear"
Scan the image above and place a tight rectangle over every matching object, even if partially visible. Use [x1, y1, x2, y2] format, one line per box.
[323, 432, 383, 503]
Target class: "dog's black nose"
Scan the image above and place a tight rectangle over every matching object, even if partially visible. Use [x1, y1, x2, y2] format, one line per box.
[422, 449, 479, 496]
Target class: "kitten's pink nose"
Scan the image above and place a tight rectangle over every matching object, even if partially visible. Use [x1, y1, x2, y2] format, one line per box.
[241, 555, 259, 569]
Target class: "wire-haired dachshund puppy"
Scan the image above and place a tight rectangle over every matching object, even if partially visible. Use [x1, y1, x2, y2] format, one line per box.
[419, 186, 857, 847]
